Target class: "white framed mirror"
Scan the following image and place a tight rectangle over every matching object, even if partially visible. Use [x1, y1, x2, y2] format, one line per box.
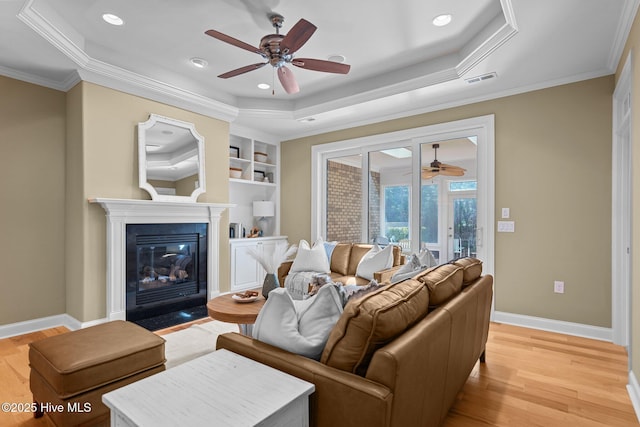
[138, 114, 205, 202]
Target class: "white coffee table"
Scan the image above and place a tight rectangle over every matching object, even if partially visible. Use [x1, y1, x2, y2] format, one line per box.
[102, 349, 315, 427]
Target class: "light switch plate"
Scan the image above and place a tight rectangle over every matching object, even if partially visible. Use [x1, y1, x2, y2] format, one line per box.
[554, 281, 564, 294]
[501, 207, 510, 219]
[497, 221, 515, 232]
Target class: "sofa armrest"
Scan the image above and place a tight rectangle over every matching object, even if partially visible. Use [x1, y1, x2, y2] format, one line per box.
[374, 265, 403, 283]
[217, 332, 392, 427]
[277, 260, 293, 287]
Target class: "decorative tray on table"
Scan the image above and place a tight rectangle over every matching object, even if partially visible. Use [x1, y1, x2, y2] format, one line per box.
[232, 290, 259, 303]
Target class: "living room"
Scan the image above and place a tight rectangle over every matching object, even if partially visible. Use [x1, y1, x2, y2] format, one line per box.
[1, 0, 640, 425]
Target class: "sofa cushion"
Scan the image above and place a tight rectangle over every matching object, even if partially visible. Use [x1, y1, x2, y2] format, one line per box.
[252, 285, 343, 360]
[290, 239, 330, 273]
[347, 244, 374, 276]
[321, 279, 429, 376]
[330, 243, 353, 276]
[453, 257, 483, 285]
[356, 244, 394, 281]
[416, 263, 463, 306]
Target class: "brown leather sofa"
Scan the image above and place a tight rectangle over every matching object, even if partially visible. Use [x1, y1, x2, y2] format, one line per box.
[218, 257, 493, 427]
[277, 242, 405, 287]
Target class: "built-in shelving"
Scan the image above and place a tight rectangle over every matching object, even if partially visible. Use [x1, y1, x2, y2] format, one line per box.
[228, 127, 281, 239]
[229, 135, 277, 185]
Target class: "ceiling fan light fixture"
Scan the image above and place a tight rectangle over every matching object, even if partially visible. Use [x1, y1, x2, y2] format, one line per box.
[432, 14, 452, 27]
[257, 83, 270, 90]
[327, 54, 346, 63]
[189, 57, 208, 68]
[102, 13, 124, 26]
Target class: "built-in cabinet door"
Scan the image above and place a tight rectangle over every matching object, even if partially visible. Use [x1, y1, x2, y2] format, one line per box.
[230, 238, 288, 292]
[230, 242, 261, 292]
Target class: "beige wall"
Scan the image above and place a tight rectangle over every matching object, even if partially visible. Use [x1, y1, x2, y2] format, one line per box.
[71, 82, 230, 322]
[282, 76, 613, 328]
[617, 8, 640, 382]
[1, 77, 231, 325]
[0, 76, 66, 324]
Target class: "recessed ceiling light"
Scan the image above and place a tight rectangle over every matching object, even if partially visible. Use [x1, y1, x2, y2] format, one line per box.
[102, 13, 124, 26]
[190, 58, 208, 68]
[432, 14, 452, 27]
[327, 54, 346, 63]
[257, 83, 270, 90]
[297, 117, 316, 123]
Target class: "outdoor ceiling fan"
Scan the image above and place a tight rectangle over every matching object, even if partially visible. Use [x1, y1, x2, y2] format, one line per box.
[422, 144, 466, 180]
[205, 13, 351, 94]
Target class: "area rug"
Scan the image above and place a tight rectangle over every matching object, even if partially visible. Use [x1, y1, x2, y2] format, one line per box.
[162, 320, 239, 369]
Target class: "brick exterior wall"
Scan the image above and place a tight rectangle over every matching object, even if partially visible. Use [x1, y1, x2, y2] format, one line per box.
[326, 160, 380, 243]
[368, 171, 381, 241]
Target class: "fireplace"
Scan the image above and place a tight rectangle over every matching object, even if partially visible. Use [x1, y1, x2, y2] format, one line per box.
[126, 223, 207, 323]
[89, 198, 231, 323]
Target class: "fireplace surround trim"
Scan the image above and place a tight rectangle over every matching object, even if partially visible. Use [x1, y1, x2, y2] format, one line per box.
[90, 198, 233, 321]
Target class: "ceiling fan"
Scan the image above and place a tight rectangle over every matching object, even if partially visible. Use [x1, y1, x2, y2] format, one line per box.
[205, 14, 351, 94]
[422, 144, 466, 180]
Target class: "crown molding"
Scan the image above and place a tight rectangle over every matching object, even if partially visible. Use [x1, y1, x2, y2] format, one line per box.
[456, 0, 519, 76]
[0, 64, 73, 91]
[18, 0, 238, 122]
[608, 0, 640, 71]
[281, 68, 613, 141]
[15, 0, 521, 127]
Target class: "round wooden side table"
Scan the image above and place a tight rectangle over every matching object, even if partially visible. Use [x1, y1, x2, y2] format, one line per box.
[207, 289, 265, 335]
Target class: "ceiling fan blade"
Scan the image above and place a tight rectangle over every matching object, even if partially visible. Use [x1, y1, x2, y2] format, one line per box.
[440, 163, 466, 172]
[438, 164, 466, 176]
[277, 66, 300, 94]
[421, 169, 438, 180]
[218, 62, 267, 79]
[291, 58, 351, 74]
[280, 19, 317, 53]
[205, 29, 262, 55]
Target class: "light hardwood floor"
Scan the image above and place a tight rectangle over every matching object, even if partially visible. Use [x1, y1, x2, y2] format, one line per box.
[0, 321, 637, 426]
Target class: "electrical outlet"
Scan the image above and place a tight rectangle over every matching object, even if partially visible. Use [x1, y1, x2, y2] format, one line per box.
[554, 281, 564, 294]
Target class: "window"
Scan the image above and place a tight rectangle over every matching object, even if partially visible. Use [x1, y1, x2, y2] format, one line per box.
[312, 115, 494, 276]
[420, 183, 438, 245]
[449, 181, 477, 191]
[384, 185, 410, 247]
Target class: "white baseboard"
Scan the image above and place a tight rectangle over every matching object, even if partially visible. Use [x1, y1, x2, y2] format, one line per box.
[492, 311, 613, 342]
[0, 314, 109, 339]
[628, 371, 640, 423]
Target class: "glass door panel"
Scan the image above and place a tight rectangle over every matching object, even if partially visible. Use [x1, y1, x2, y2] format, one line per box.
[421, 138, 477, 263]
[368, 148, 412, 247]
[448, 196, 477, 260]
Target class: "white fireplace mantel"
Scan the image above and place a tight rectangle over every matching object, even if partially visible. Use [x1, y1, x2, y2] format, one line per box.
[89, 198, 233, 321]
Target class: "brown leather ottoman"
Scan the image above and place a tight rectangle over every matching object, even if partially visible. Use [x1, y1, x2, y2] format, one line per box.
[29, 320, 166, 426]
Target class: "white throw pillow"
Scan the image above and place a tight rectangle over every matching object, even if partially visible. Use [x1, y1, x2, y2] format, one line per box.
[417, 248, 438, 268]
[252, 286, 343, 360]
[356, 244, 394, 281]
[290, 239, 330, 273]
[391, 254, 426, 284]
